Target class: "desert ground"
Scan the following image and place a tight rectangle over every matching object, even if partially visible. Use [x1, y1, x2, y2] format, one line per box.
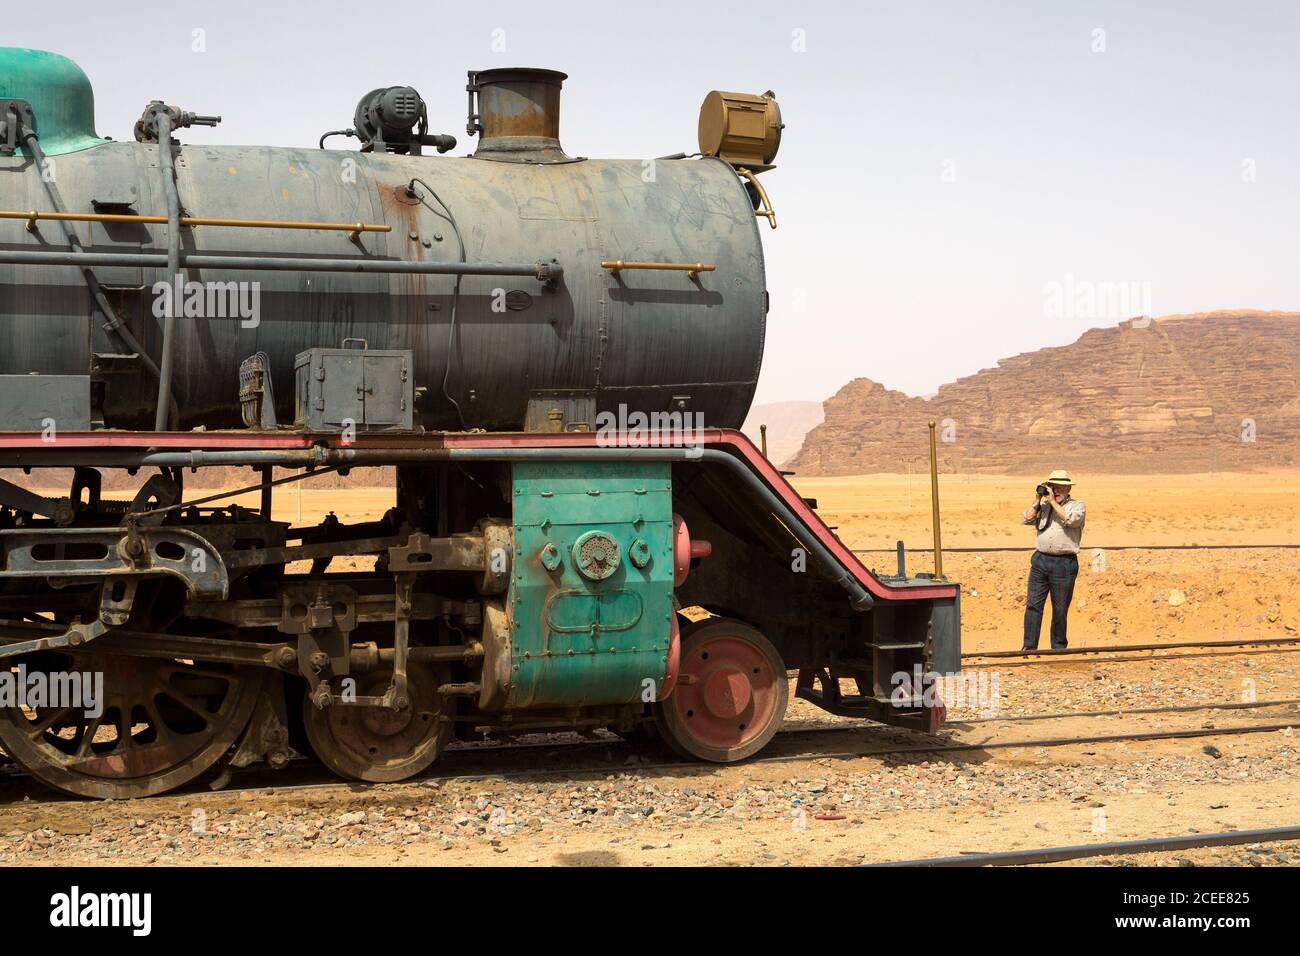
[2, 469, 1297, 866]
[803, 469, 1300, 652]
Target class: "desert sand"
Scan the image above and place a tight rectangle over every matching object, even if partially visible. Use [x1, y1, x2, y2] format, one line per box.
[796, 469, 1300, 652]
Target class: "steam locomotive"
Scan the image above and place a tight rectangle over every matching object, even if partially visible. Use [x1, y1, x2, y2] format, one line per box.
[0, 47, 959, 798]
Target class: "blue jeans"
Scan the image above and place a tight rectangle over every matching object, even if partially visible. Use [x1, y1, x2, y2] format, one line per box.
[1023, 551, 1078, 649]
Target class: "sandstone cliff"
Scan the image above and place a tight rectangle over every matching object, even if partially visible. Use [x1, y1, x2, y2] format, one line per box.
[787, 310, 1300, 476]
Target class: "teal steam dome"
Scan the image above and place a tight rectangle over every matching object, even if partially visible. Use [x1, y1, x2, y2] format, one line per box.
[0, 47, 109, 155]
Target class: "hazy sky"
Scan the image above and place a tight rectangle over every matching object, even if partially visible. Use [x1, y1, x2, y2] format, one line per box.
[16, 1, 1300, 403]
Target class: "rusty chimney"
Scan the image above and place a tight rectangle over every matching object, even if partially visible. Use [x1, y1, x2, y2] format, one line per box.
[467, 68, 571, 164]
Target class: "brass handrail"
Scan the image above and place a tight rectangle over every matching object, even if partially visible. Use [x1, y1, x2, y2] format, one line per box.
[736, 167, 777, 229]
[1, 209, 391, 240]
[600, 259, 716, 279]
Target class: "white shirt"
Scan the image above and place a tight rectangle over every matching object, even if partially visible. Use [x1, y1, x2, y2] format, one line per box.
[1022, 495, 1086, 555]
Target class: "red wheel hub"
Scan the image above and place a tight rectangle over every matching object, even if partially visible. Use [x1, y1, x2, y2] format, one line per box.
[669, 634, 779, 751]
[702, 667, 751, 717]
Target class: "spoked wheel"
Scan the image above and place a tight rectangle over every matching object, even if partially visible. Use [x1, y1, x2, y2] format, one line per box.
[653, 618, 788, 762]
[302, 662, 452, 782]
[0, 650, 264, 799]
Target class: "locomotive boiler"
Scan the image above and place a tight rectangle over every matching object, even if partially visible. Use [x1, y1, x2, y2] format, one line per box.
[0, 48, 960, 798]
[1, 54, 768, 432]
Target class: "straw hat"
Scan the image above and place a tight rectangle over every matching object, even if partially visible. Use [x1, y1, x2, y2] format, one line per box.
[1043, 469, 1074, 486]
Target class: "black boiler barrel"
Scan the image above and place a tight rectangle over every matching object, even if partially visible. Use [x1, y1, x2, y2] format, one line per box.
[0, 141, 768, 431]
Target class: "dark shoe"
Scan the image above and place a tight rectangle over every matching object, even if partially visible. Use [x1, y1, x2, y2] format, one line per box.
[1021, 645, 1038, 652]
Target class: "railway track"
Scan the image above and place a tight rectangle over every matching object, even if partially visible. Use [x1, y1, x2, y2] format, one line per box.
[868, 824, 1300, 867]
[128, 715, 1300, 796]
[963, 647, 1300, 668]
[964, 635, 1300, 659]
[3, 696, 1294, 805]
[960, 696, 1300, 724]
[960, 635, 1300, 668]
[1, 635, 1295, 803]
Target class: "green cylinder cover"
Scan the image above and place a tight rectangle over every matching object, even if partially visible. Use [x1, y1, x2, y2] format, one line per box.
[0, 47, 108, 155]
[508, 461, 675, 709]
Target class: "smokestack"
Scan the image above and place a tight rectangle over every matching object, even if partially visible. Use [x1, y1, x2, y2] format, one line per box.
[467, 68, 571, 164]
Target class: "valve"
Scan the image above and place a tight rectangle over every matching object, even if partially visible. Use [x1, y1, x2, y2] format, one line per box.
[134, 101, 222, 144]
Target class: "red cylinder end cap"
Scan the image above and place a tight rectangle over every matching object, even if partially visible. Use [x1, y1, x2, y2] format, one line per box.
[672, 513, 712, 586]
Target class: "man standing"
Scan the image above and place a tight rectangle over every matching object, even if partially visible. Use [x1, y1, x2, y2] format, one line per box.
[1021, 469, 1086, 650]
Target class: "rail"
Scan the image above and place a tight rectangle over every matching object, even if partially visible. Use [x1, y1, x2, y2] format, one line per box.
[5, 702, 1298, 801]
[964, 636, 1300, 659]
[867, 825, 1300, 867]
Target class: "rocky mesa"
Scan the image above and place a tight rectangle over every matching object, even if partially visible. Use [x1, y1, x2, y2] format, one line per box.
[787, 310, 1300, 476]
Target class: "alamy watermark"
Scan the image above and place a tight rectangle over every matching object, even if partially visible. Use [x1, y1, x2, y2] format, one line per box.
[594, 403, 705, 459]
[152, 274, 260, 328]
[0, 665, 103, 718]
[891, 665, 1001, 718]
[49, 886, 150, 936]
[1043, 273, 1152, 323]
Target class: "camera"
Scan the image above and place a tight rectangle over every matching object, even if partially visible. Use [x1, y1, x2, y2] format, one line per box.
[1036, 483, 1050, 497]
